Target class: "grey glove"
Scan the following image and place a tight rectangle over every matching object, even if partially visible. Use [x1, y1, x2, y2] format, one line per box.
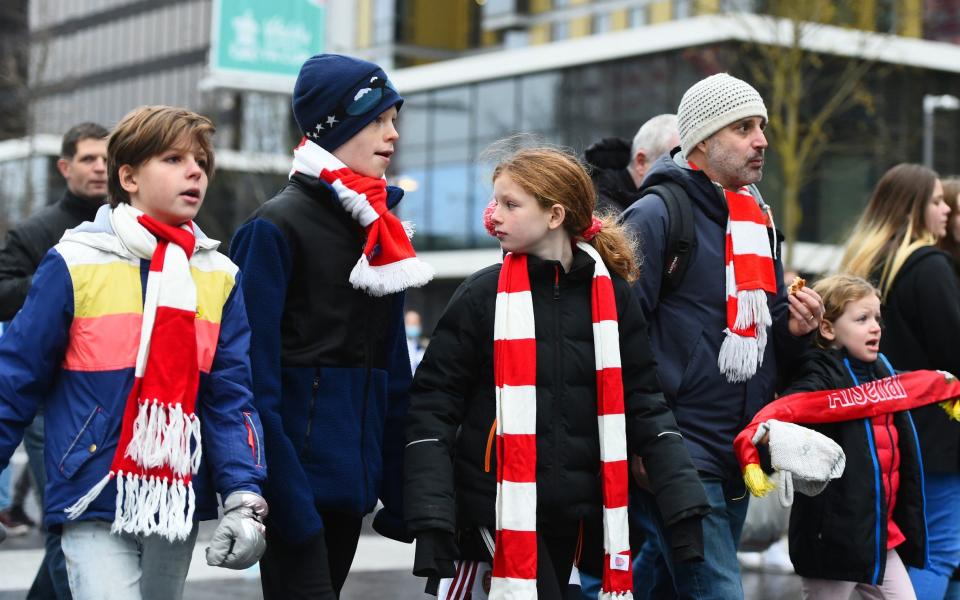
[205, 492, 268, 570]
[753, 420, 846, 507]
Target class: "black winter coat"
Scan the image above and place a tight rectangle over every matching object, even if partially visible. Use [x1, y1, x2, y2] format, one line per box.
[879, 246, 960, 474]
[404, 249, 709, 539]
[783, 348, 926, 584]
[0, 190, 103, 320]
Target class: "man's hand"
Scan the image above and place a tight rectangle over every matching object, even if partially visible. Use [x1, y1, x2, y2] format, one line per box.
[205, 492, 268, 570]
[787, 286, 824, 337]
[630, 455, 651, 491]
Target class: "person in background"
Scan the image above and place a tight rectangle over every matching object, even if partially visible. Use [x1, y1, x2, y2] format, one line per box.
[841, 163, 960, 600]
[585, 114, 680, 214]
[405, 309, 427, 373]
[0, 121, 109, 600]
[936, 178, 960, 275]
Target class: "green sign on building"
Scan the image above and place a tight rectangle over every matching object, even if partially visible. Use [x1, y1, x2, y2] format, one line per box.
[210, 0, 325, 80]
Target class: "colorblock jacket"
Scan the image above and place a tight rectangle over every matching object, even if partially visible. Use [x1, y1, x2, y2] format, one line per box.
[0, 206, 266, 530]
[229, 173, 412, 546]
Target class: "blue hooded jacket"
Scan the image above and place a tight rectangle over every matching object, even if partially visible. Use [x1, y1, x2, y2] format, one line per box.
[622, 152, 808, 481]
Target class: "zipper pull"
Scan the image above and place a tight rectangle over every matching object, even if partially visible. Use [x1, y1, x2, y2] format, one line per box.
[553, 265, 560, 300]
[313, 376, 320, 391]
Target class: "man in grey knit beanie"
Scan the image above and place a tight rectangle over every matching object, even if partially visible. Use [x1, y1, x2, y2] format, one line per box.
[621, 73, 824, 599]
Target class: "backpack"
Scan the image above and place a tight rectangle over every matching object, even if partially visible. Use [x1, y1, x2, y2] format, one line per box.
[638, 182, 697, 298]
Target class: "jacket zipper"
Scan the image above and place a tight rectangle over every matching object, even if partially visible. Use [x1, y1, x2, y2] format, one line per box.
[484, 418, 497, 473]
[300, 375, 320, 457]
[552, 265, 562, 497]
[883, 414, 896, 529]
[242, 411, 262, 467]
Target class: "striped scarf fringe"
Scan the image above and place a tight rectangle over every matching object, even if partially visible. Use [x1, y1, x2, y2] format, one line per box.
[717, 186, 777, 383]
[492, 241, 632, 600]
[64, 204, 201, 542]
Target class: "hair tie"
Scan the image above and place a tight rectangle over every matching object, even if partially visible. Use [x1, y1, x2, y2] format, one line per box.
[581, 216, 603, 241]
[483, 199, 497, 237]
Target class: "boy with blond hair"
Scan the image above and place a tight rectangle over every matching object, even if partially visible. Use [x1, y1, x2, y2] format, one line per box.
[0, 105, 268, 600]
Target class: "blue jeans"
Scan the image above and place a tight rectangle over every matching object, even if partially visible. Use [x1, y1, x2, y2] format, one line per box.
[0, 463, 11, 510]
[23, 413, 73, 600]
[61, 520, 198, 600]
[632, 476, 749, 600]
[908, 473, 960, 600]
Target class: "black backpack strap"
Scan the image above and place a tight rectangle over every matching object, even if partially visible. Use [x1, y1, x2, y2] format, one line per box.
[643, 182, 696, 298]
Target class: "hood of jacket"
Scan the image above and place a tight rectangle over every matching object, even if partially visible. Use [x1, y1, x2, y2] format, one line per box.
[62, 204, 221, 258]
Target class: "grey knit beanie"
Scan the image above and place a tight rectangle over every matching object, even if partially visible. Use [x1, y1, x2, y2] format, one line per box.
[677, 73, 768, 156]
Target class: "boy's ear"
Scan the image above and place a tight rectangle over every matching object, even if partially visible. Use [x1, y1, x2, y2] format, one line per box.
[118, 164, 138, 195]
[819, 318, 836, 342]
[547, 204, 566, 230]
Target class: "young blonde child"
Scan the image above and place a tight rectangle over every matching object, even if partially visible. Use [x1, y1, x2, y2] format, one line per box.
[0, 106, 267, 599]
[782, 274, 924, 600]
[404, 147, 710, 599]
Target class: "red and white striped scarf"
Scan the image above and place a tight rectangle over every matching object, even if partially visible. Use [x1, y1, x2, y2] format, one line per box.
[717, 184, 777, 382]
[65, 204, 202, 542]
[492, 242, 632, 600]
[291, 137, 434, 296]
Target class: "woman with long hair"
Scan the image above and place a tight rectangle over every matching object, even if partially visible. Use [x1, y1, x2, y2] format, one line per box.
[840, 163, 960, 599]
[936, 178, 960, 273]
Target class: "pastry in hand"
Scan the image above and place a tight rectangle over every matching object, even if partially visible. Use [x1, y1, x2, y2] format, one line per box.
[788, 276, 806, 295]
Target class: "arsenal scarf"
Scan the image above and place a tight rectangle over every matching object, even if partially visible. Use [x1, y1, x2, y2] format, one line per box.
[291, 137, 434, 296]
[492, 242, 632, 600]
[688, 161, 777, 382]
[65, 204, 202, 542]
[734, 367, 960, 497]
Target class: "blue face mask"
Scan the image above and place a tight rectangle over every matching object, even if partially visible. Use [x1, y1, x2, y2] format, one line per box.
[406, 325, 421, 340]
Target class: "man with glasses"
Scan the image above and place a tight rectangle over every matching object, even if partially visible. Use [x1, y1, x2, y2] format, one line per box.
[230, 54, 432, 599]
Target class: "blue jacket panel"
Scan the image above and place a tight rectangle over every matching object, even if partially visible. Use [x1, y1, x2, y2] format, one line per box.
[622, 152, 808, 480]
[230, 174, 412, 545]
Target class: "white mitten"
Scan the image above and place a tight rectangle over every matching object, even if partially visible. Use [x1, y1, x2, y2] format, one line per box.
[205, 492, 268, 570]
[753, 420, 846, 507]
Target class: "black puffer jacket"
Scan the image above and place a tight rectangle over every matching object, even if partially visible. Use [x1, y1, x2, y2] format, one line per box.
[879, 246, 960, 473]
[0, 190, 103, 320]
[404, 249, 709, 540]
[783, 348, 926, 584]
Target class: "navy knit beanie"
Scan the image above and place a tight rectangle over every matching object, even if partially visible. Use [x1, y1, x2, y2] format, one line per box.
[292, 54, 403, 152]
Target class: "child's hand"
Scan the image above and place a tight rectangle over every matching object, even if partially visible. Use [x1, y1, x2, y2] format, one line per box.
[787, 286, 824, 337]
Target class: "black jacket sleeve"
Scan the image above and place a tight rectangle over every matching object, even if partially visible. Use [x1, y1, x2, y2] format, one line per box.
[404, 281, 482, 535]
[616, 280, 710, 527]
[904, 253, 960, 375]
[0, 227, 43, 321]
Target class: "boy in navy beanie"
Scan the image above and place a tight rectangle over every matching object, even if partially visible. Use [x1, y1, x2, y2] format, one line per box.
[230, 53, 431, 599]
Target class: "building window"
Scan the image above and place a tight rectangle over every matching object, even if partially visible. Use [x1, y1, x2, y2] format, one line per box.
[629, 7, 647, 27]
